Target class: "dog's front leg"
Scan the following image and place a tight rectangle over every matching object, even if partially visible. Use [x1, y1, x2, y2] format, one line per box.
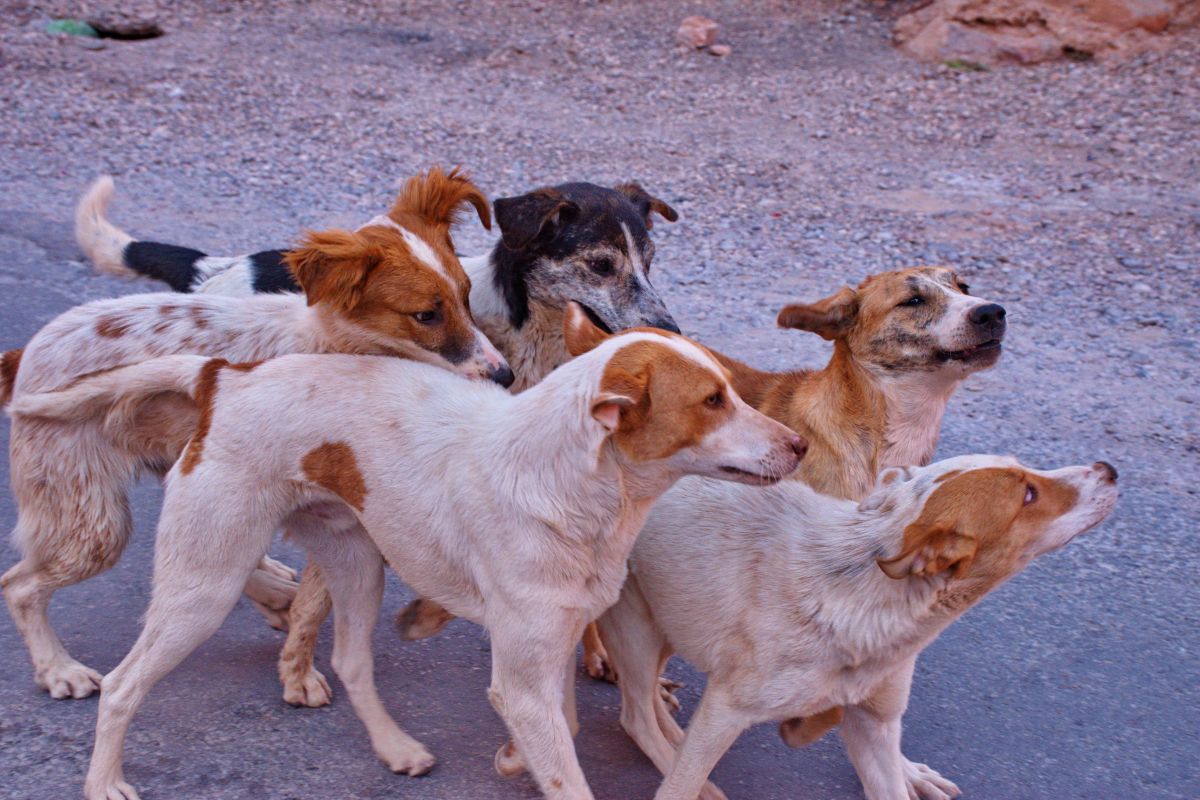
[839, 658, 960, 800]
[489, 617, 592, 799]
[654, 684, 746, 800]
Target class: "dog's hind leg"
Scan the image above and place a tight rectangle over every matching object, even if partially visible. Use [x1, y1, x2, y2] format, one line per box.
[654, 685, 748, 800]
[291, 515, 435, 775]
[277, 561, 333, 707]
[3, 421, 136, 699]
[85, 488, 276, 800]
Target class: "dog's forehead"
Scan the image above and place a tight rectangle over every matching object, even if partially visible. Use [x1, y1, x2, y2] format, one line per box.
[860, 266, 959, 299]
[599, 331, 728, 385]
[546, 183, 652, 257]
[365, 222, 469, 291]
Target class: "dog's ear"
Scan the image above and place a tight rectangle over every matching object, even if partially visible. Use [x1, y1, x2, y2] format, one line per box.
[286, 229, 382, 311]
[615, 182, 679, 229]
[777, 287, 858, 341]
[857, 467, 913, 513]
[877, 523, 978, 579]
[391, 165, 491, 234]
[494, 188, 580, 250]
[591, 391, 636, 432]
[563, 301, 610, 356]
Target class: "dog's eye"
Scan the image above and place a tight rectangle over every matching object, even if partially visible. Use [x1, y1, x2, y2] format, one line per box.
[1024, 484, 1038, 505]
[590, 258, 616, 276]
[704, 392, 724, 408]
[898, 296, 923, 308]
[956, 282, 971, 295]
[413, 310, 439, 324]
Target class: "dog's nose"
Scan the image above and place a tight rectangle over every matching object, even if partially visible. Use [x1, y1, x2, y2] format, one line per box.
[969, 303, 1006, 329]
[788, 434, 808, 461]
[489, 364, 516, 389]
[1094, 461, 1118, 483]
[652, 317, 682, 334]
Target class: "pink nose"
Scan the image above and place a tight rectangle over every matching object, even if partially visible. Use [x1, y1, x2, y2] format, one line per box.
[788, 434, 808, 462]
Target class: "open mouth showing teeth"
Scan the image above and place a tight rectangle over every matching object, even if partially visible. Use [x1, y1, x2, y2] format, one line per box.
[941, 339, 1002, 362]
[720, 466, 782, 484]
[577, 302, 613, 334]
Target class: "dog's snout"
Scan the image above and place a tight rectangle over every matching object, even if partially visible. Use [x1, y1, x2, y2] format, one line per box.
[1094, 461, 1118, 483]
[489, 364, 516, 389]
[787, 434, 808, 461]
[969, 303, 1006, 330]
[652, 317, 682, 334]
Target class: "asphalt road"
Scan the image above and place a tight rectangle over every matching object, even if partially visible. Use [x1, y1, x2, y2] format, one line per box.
[1, 3, 1197, 799]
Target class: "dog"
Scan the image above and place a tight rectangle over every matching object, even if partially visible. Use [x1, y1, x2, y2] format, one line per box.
[1, 167, 510, 700]
[13, 303, 807, 800]
[597, 455, 1119, 800]
[74, 173, 685, 697]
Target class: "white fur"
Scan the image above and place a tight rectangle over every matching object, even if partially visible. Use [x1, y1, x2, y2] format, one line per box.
[74, 176, 134, 278]
[62, 330, 800, 800]
[192, 256, 255, 295]
[598, 456, 1118, 800]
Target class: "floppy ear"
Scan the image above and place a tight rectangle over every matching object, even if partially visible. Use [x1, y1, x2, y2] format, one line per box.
[494, 188, 580, 250]
[877, 523, 977, 580]
[777, 286, 858, 341]
[285, 229, 381, 311]
[615, 182, 680, 229]
[591, 393, 635, 432]
[391, 165, 491, 233]
[563, 301, 610, 356]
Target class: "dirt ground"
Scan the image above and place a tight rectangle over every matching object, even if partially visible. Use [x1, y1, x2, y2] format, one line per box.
[0, 2, 1197, 799]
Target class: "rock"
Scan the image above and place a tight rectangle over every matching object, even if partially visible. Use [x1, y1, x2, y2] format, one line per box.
[676, 15, 719, 49]
[87, 10, 163, 40]
[708, 43, 733, 57]
[894, 0, 1198, 65]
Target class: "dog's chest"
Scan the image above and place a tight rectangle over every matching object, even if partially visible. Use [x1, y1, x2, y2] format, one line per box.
[479, 316, 567, 393]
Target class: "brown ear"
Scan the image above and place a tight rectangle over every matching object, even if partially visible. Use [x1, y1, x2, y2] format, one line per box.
[494, 188, 580, 250]
[285, 229, 381, 311]
[777, 287, 858, 341]
[877, 523, 978, 580]
[563, 301, 610, 356]
[615, 182, 679, 229]
[391, 165, 491, 232]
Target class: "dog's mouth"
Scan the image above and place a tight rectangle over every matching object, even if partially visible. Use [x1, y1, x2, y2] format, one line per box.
[939, 339, 1003, 363]
[719, 465, 784, 485]
[576, 302, 614, 335]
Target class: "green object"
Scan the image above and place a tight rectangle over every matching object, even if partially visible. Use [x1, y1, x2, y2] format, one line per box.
[943, 58, 988, 72]
[45, 19, 99, 37]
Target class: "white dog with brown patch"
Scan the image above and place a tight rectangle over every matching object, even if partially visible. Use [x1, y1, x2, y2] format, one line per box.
[596, 455, 1118, 800]
[13, 304, 805, 800]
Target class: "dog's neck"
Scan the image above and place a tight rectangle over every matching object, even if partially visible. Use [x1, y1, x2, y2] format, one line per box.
[871, 367, 961, 471]
[462, 252, 568, 393]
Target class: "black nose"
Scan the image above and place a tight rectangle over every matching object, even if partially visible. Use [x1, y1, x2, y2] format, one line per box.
[969, 303, 1006, 329]
[652, 317, 681, 334]
[1095, 461, 1118, 483]
[489, 365, 515, 389]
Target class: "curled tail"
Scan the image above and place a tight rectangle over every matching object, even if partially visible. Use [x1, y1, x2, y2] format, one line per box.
[9, 355, 213, 422]
[1, 348, 21, 408]
[75, 175, 208, 292]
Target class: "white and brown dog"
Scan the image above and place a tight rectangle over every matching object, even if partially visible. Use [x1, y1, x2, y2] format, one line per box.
[0, 167, 510, 700]
[598, 455, 1119, 800]
[13, 304, 806, 800]
[74, 174, 685, 692]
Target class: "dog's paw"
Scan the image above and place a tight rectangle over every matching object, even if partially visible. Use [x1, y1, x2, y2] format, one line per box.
[658, 676, 683, 712]
[698, 780, 730, 800]
[37, 658, 102, 700]
[494, 740, 528, 777]
[377, 740, 436, 776]
[250, 600, 290, 632]
[902, 758, 961, 800]
[584, 649, 618, 683]
[281, 666, 333, 707]
[84, 777, 141, 800]
[259, 555, 298, 583]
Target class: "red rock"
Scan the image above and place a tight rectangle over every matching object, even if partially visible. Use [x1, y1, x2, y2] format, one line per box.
[709, 43, 732, 57]
[676, 15, 719, 49]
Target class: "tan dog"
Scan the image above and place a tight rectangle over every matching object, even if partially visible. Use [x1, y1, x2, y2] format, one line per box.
[14, 304, 805, 800]
[1, 167, 509, 700]
[599, 456, 1118, 800]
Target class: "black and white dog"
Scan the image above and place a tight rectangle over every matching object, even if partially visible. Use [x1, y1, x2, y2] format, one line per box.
[76, 175, 682, 391]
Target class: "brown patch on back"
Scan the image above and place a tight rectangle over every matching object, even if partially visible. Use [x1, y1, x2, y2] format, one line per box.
[301, 441, 367, 512]
[96, 315, 130, 338]
[189, 306, 210, 329]
[601, 340, 731, 461]
[0, 348, 22, 406]
[179, 359, 228, 475]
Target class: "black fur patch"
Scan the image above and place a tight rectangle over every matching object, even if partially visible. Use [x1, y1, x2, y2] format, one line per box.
[249, 250, 299, 293]
[124, 241, 208, 293]
[491, 183, 654, 329]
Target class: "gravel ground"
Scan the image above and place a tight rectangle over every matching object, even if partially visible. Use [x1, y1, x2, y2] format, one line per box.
[0, 2, 1197, 799]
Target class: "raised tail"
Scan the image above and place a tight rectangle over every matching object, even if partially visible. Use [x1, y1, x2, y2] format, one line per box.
[8, 355, 213, 422]
[74, 175, 208, 292]
[0, 348, 21, 408]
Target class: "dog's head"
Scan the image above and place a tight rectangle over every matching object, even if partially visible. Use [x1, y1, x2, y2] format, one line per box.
[870, 455, 1118, 595]
[563, 302, 804, 484]
[286, 167, 513, 387]
[491, 181, 680, 335]
[778, 266, 1006, 380]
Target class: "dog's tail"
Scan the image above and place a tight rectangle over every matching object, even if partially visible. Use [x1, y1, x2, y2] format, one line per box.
[75, 176, 209, 292]
[9, 355, 214, 421]
[0, 348, 22, 408]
